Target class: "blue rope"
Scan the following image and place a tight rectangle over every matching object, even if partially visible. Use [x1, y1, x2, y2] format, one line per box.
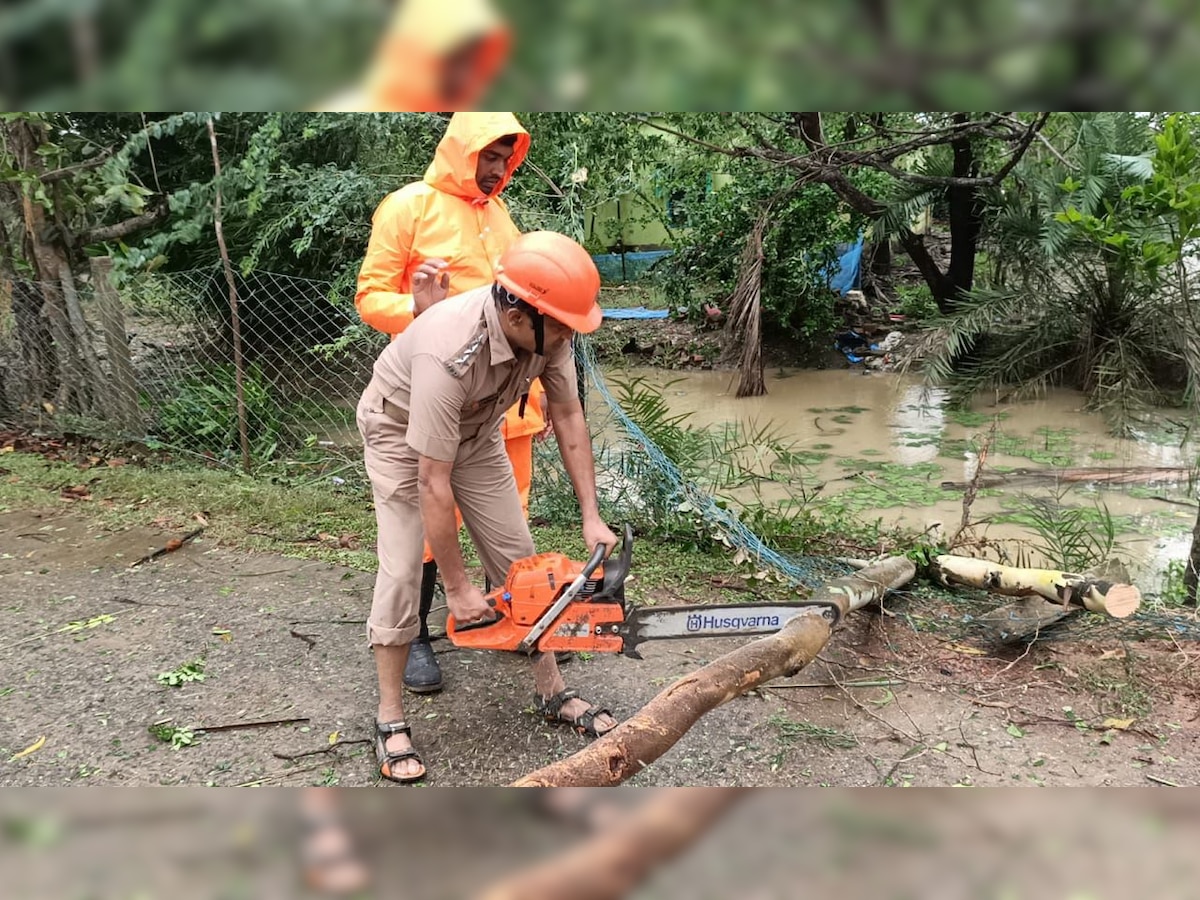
[577, 337, 848, 589]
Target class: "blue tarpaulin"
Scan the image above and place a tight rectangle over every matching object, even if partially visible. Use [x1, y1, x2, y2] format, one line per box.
[828, 234, 864, 297]
[591, 234, 862, 294]
[602, 306, 671, 319]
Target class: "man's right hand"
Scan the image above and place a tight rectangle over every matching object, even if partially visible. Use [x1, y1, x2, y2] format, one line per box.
[446, 582, 494, 626]
[412, 258, 451, 314]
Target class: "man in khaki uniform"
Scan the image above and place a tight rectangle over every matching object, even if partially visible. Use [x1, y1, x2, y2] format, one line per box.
[357, 231, 618, 783]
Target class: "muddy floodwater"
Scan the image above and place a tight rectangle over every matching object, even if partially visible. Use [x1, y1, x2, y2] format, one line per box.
[594, 366, 1199, 593]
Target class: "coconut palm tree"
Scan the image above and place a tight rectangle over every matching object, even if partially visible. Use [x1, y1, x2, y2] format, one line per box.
[914, 112, 1198, 429]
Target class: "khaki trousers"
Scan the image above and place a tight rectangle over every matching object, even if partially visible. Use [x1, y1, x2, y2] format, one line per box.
[357, 380, 535, 648]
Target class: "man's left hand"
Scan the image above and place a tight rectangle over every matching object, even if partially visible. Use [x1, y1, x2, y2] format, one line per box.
[583, 519, 618, 558]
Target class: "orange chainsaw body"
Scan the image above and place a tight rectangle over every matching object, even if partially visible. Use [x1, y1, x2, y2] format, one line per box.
[447, 550, 627, 654]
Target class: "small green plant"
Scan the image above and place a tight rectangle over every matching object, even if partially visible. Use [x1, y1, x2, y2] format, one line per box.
[1160, 559, 1189, 607]
[894, 282, 940, 320]
[156, 364, 282, 460]
[157, 659, 206, 687]
[149, 723, 197, 749]
[1008, 486, 1120, 572]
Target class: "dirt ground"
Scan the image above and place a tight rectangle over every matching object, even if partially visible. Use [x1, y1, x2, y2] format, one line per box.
[2, 507, 1198, 789]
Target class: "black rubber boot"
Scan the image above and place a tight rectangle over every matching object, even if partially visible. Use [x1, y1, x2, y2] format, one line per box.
[404, 560, 443, 694]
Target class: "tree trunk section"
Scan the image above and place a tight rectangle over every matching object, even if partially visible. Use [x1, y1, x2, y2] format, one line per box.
[57, 257, 104, 411]
[7, 118, 94, 415]
[512, 557, 916, 787]
[90, 256, 142, 432]
[207, 117, 253, 473]
[477, 788, 745, 900]
[1184, 505, 1200, 606]
[933, 555, 1141, 618]
[726, 211, 768, 398]
[945, 113, 983, 311]
[9, 279, 56, 406]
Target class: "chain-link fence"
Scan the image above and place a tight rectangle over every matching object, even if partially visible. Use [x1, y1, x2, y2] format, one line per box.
[1, 261, 384, 466]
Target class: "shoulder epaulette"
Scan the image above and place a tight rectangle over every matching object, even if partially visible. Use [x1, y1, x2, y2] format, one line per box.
[444, 329, 488, 379]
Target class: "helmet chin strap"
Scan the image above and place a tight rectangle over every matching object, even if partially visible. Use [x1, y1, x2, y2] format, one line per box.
[494, 283, 546, 355]
[531, 310, 545, 356]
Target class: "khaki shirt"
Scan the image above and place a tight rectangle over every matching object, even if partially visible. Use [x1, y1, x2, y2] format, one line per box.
[370, 285, 578, 462]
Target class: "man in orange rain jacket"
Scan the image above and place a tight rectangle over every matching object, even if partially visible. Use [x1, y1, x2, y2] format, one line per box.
[355, 111, 549, 694]
[319, 0, 510, 112]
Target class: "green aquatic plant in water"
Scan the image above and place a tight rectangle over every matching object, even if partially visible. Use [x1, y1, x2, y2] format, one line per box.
[998, 486, 1123, 572]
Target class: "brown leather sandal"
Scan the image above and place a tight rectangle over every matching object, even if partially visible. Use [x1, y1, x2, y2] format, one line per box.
[537, 689, 617, 738]
[373, 719, 426, 784]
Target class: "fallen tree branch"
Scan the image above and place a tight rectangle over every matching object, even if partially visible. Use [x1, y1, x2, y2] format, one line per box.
[512, 557, 915, 787]
[940, 465, 1194, 490]
[477, 788, 746, 900]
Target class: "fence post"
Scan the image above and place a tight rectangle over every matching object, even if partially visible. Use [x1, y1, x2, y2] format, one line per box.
[90, 256, 142, 433]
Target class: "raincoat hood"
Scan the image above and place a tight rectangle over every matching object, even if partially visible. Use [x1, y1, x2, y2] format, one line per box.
[360, 0, 510, 112]
[424, 112, 530, 202]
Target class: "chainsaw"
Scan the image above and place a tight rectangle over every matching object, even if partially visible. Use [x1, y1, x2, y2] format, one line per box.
[446, 525, 841, 659]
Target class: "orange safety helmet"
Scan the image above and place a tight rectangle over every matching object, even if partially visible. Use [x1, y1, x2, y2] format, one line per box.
[495, 231, 603, 334]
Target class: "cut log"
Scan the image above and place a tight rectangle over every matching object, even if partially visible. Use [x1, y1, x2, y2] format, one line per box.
[511, 557, 916, 788]
[941, 465, 1193, 491]
[933, 555, 1140, 618]
[477, 788, 745, 900]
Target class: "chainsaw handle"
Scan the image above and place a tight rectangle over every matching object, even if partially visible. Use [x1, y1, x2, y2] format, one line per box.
[452, 607, 503, 633]
[581, 541, 607, 581]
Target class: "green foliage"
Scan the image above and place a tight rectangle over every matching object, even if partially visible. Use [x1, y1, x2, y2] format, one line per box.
[508, 113, 670, 245]
[925, 112, 1200, 428]
[531, 372, 903, 565]
[894, 282, 940, 320]
[1004, 487, 1120, 572]
[768, 714, 858, 750]
[610, 376, 712, 479]
[148, 724, 197, 750]
[126, 113, 445, 287]
[658, 145, 858, 347]
[157, 659, 206, 688]
[156, 364, 282, 460]
[1159, 559, 1189, 607]
[3, 0, 385, 109]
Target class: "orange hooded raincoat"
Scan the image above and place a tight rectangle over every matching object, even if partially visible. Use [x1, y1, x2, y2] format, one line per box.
[319, 0, 510, 113]
[355, 112, 546, 522]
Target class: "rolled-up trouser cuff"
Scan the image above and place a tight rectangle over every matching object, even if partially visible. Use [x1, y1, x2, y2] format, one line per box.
[367, 619, 421, 648]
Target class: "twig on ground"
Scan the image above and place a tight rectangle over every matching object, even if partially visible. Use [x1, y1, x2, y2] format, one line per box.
[290, 629, 317, 650]
[1146, 774, 1181, 787]
[877, 745, 930, 785]
[197, 716, 310, 733]
[272, 739, 372, 762]
[289, 618, 367, 625]
[128, 527, 204, 567]
[829, 667, 922, 743]
[770, 678, 906, 689]
[235, 760, 337, 787]
[958, 709, 1002, 777]
[108, 595, 183, 608]
[987, 633, 1039, 680]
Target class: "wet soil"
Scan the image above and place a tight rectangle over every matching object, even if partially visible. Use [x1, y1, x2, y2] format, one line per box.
[3, 508, 1197, 788]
